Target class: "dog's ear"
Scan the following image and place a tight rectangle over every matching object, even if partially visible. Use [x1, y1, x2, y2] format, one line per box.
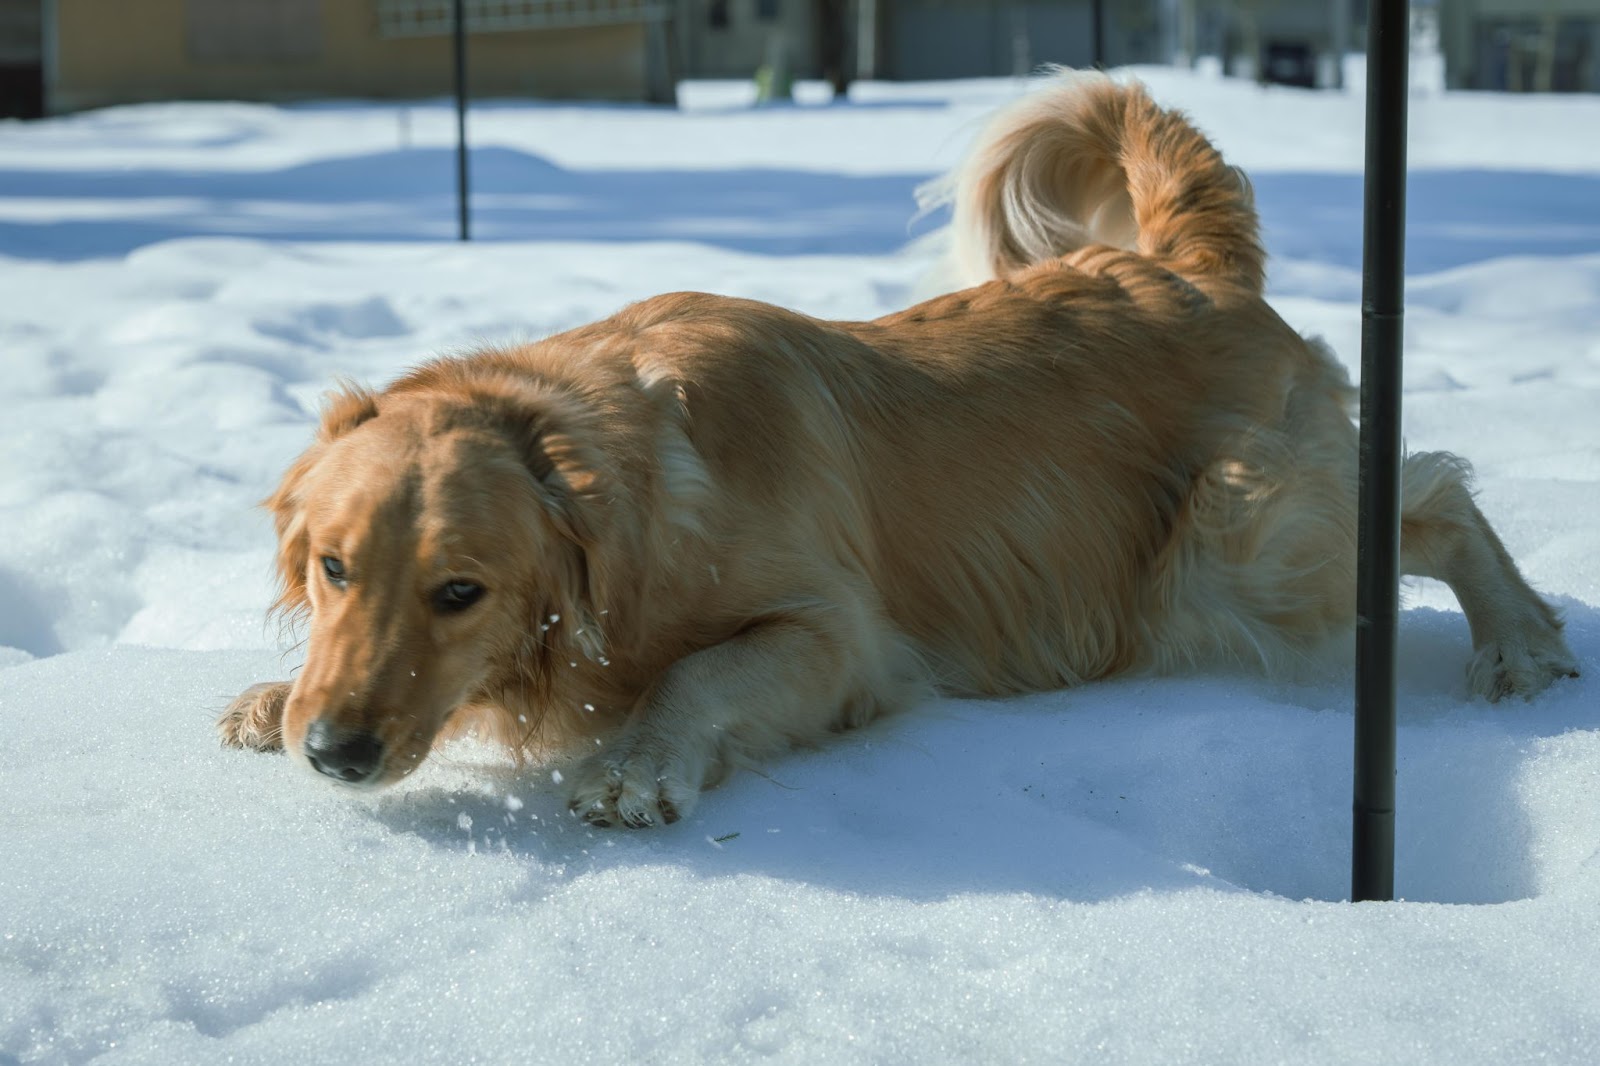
[522, 421, 611, 548]
[509, 395, 648, 650]
[473, 377, 609, 547]
[266, 385, 379, 621]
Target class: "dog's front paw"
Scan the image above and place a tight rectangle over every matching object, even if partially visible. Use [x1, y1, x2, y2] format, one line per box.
[218, 681, 291, 751]
[567, 737, 699, 829]
[1467, 631, 1579, 703]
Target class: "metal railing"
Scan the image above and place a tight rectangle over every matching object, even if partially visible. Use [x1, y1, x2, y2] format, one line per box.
[376, 0, 670, 37]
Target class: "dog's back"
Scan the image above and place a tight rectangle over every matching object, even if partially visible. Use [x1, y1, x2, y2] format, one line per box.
[601, 75, 1354, 695]
[799, 76, 1345, 690]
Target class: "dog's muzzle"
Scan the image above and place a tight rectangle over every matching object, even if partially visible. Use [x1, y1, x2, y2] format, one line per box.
[303, 719, 385, 784]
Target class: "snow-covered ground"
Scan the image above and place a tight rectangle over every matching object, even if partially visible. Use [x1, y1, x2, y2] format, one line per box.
[3, 70, 1600, 1064]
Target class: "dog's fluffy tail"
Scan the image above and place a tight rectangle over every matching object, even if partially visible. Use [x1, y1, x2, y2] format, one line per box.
[929, 70, 1265, 295]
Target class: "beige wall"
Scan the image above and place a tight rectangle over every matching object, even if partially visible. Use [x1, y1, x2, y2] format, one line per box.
[53, 0, 649, 110]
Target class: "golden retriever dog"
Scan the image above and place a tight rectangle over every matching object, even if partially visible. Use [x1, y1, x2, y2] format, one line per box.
[219, 73, 1577, 827]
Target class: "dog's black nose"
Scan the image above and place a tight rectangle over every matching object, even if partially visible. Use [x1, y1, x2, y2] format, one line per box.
[303, 720, 384, 784]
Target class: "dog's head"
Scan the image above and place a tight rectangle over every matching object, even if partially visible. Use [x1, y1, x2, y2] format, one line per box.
[266, 375, 611, 788]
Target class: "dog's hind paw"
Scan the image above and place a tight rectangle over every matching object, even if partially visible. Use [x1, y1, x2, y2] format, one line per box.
[567, 739, 698, 829]
[218, 681, 291, 751]
[1467, 635, 1579, 703]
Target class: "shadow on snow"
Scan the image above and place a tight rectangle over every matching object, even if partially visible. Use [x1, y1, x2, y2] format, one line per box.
[4, 146, 1600, 272]
[0, 146, 938, 260]
[366, 600, 1597, 908]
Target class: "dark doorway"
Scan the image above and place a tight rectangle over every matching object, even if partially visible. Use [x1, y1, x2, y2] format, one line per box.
[1263, 41, 1316, 88]
[0, 0, 44, 119]
[0, 61, 43, 118]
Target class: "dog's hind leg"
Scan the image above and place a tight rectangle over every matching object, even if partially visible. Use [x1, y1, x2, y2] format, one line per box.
[1399, 452, 1578, 700]
[566, 581, 926, 828]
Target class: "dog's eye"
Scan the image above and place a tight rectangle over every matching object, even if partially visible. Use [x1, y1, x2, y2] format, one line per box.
[321, 556, 348, 588]
[433, 580, 485, 613]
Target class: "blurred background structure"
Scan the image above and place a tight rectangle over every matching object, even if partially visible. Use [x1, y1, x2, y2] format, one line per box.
[0, 1, 1597, 120]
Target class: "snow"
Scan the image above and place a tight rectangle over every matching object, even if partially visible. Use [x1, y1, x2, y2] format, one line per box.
[3, 69, 1600, 1063]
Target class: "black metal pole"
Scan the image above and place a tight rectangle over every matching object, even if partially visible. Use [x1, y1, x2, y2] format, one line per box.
[453, 0, 470, 242]
[1091, 0, 1106, 69]
[1352, 0, 1409, 903]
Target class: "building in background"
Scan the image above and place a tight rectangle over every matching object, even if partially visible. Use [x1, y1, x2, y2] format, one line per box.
[673, 0, 1140, 84]
[1189, 0, 1353, 85]
[873, 0, 1114, 80]
[3, 0, 1595, 119]
[1168, 0, 1599, 93]
[668, 1, 1346, 88]
[675, 0, 819, 79]
[1439, 0, 1600, 92]
[4, 0, 677, 116]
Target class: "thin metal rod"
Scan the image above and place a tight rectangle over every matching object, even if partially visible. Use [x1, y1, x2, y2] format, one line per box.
[1091, 0, 1106, 69]
[1352, 0, 1409, 903]
[454, 0, 470, 242]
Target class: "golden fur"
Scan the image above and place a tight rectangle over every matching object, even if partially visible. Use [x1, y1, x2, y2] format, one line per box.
[220, 72, 1577, 827]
